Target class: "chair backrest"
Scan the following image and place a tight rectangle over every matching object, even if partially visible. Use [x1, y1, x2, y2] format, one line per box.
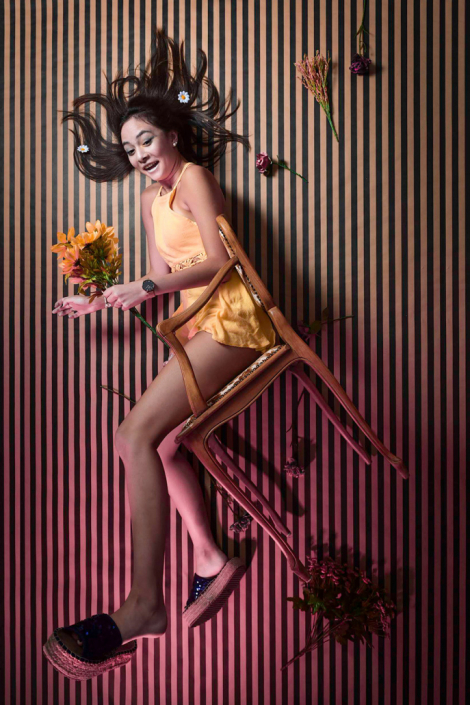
[216, 214, 278, 318]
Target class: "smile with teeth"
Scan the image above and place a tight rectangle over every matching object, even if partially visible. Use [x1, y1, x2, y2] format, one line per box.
[144, 161, 159, 172]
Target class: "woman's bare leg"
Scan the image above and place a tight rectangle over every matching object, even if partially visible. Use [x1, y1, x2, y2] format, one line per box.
[62, 331, 258, 652]
[158, 426, 229, 578]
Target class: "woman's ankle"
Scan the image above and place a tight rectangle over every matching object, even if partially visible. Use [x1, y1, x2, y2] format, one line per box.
[126, 587, 165, 612]
[193, 545, 228, 576]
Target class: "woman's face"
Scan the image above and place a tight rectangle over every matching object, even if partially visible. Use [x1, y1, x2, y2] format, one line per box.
[120, 116, 178, 181]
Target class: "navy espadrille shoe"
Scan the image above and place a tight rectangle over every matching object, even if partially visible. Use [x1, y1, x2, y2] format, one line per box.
[43, 613, 137, 681]
[183, 557, 246, 628]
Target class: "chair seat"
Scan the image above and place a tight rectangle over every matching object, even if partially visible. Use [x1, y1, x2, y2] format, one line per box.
[175, 344, 286, 442]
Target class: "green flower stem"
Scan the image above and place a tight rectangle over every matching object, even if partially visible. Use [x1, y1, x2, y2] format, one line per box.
[273, 157, 308, 183]
[356, 0, 369, 55]
[322, 105, 339, 142]
[129, 307, 171, 348]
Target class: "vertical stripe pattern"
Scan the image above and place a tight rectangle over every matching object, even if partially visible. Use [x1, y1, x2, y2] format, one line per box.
[2, 1, 468, 703]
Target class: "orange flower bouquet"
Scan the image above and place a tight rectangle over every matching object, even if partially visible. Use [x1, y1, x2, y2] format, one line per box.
[51, 220, 169, 347]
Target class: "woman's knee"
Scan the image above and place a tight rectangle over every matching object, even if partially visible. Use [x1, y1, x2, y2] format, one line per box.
[115, 417, 184, 460]
[115, 421, 163, 460]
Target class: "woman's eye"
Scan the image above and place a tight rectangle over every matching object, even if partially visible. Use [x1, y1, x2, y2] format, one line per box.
[126, 138, 152, 156]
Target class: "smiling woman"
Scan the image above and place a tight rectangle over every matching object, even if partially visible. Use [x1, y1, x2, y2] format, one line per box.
[59, 27, 249, 182]
[45, 27, 277, 681]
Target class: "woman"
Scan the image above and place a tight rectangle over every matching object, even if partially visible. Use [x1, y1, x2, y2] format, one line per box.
[44, 28, 276, 679]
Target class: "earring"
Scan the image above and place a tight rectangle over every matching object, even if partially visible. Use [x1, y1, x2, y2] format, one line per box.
[173, 142, 177, 147]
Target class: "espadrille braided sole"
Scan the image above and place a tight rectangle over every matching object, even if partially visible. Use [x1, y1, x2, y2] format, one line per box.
[183, 557, 246, 628]
[43, 628, 137, 681]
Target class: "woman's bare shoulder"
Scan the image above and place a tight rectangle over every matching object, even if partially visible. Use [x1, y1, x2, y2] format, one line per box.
[184, 163, 218, 183]
[180, 163, 225, 209]
[141, 182, 161, 202]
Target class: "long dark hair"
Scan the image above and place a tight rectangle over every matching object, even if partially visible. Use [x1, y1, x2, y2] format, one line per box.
[60, 28, 251, 183]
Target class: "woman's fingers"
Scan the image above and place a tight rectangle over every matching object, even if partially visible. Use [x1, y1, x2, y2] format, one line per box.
[52, 300, 67, 312]
[53, 304, 70, 314]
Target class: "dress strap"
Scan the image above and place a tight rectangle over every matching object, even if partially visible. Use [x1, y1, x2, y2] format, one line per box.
[169, 162, 195, 206]
[173, 161, 194, 188]
[158, 161, 194, 197]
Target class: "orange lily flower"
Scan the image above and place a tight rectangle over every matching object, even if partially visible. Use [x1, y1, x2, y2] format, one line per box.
[58, 244, 83, 279]
[51, 227, 76, 257]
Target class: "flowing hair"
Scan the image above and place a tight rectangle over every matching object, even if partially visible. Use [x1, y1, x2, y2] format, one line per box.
[59, 27, 251, 183]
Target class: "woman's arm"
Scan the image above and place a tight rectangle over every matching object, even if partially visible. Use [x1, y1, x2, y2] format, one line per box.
[138, 186, 172, 281]
[146, 165, 233, 294]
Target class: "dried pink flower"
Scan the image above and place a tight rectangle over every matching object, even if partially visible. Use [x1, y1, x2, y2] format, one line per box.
[350, 1, 372, 74]
[255, 151, 272, 174]
[294, 51, 339, 142]
[284, 554, 396, 670]
[283, 456, 305, 477]
[349, 53, 372, 75]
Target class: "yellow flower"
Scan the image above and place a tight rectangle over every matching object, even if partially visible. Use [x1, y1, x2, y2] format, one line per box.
[51, 227, 76, 257]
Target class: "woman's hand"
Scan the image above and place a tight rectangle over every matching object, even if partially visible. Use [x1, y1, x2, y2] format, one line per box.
[52, 294, 105, 319]
[102, 281, 154, 311]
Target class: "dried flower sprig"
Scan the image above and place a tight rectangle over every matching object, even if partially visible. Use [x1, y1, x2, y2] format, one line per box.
[51, 220, 169, 346]
[350, 0, 372, 74]
[294, 51, 339, 142]
[229, 511, 253, 533]
[283, 456, 304, 478]
[282, 555, 396, 670]
[283, 389, 307, 477]
[295, 307, 354, 343]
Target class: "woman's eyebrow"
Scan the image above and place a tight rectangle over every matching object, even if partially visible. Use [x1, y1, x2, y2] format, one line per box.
[122, 130, 153, 146]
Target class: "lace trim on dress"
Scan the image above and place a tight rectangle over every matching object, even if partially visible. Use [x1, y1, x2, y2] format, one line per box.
[170, 251, 208, 272]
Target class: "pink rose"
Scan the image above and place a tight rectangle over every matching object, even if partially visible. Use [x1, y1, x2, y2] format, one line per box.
[256, 152, 272, 174]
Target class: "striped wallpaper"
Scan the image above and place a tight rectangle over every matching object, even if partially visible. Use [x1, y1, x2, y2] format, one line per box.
[2, 0, 468, 703]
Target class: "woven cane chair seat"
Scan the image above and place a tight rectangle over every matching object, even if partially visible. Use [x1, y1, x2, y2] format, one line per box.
[176, 344, 286, 441]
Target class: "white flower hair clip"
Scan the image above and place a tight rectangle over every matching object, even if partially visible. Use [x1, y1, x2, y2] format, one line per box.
[177, 91, 190, 104]
[77, 144, 90, 153]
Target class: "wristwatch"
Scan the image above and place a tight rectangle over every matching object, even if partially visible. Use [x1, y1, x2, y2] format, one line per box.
[142, 279, 157, 297]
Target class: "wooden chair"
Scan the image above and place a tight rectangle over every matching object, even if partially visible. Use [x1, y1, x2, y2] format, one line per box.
[156, 215, 409, 583]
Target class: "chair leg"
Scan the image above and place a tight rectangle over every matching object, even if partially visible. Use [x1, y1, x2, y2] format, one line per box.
[206, 433, 291, 537]
[299, 348, 408, 479]
[187, 434, 311, 583]
[289, 363, 371, 466]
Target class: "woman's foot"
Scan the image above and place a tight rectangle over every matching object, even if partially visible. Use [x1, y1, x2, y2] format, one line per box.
[57, 595, 167, 657]
[194, 546, 228, 578]
[110, 593, 167, 643]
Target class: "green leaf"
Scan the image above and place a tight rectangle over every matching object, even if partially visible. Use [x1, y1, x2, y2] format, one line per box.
[309, 320, 323, 335]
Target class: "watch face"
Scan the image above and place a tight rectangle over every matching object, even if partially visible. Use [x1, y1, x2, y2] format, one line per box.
[143, 279, 155, 293]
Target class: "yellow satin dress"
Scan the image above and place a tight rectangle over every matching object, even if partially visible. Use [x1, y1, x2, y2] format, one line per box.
[151, 162, 276, 354]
